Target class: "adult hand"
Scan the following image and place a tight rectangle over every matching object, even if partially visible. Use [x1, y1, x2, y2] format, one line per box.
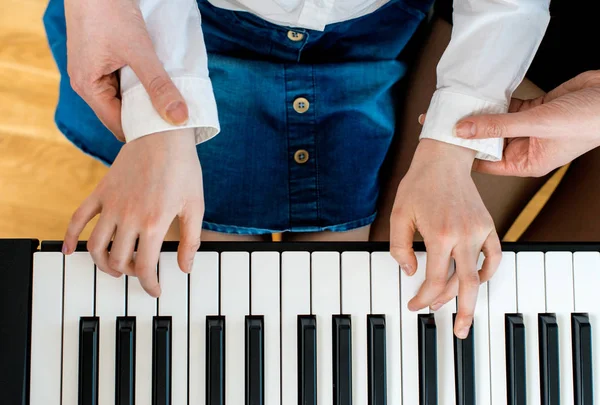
[454, 70, 600, 177]
[390, 139, 502, 339]
[65, 0, 189, 141]
[62, 130, 204, 297]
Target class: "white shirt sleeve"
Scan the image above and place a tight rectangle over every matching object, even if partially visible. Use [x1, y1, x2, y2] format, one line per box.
[419, 0, 550, 161]
[120, 0, 220, 144]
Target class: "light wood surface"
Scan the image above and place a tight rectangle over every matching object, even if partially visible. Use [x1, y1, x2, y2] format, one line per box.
[0, 0, 561, 242]
[0, 0, 108, 240]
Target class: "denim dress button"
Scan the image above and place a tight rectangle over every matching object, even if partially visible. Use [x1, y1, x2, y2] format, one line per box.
[293, 97, 310, 113]
[294, 149, 310, 164]
[287, 31, 305, 41]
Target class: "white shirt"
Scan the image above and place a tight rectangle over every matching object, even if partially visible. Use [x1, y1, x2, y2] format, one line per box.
[120, 0, 551, 161]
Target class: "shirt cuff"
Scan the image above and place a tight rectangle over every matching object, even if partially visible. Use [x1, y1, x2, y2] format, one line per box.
[121, 76, 220, 144]
[419, 90, 505, 161]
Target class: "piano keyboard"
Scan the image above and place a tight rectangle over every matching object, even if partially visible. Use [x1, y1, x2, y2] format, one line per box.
[0, 240, 598, 405]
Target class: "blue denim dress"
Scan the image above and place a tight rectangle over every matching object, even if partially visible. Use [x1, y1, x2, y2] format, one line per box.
[43, 0, 433, 234]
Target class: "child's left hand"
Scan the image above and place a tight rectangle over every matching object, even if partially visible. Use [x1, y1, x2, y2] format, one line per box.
[62, 129, 204, 297]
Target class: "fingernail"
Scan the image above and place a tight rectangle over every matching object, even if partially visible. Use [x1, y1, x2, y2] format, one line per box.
[454, 121, 476, 138]
[187, 258, 194, 273]
[61, 243, 68, 255]
[457, 327, 470, 339]
[430, 302, 442, 311]
[165, 101, 188, 125]
[418, 114, 425, 125]
[401, 264, 413, 276]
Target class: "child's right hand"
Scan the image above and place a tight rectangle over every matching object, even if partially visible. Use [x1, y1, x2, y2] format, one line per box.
[62, 129, 204, 298]
[64, 0, 189, 141]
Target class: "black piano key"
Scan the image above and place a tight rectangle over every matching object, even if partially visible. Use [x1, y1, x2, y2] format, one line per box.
[152, 316, 172, 405]
[418, 314, 437, 405]
[505, 314, 527, 405]
[572, 313, 594, 405]
[0, 239, 37, 405]
[367, 315, 387, 405]
[79, 317, 100, 405]
[539, 314, 560, 405]
[298, 315, 317, 405]
[333, 315, 352, 405]
[206, 316, 225, 405]
[116, 317, 136, 405]
[453, 314, 475, 405]
[245, 316, 264, 405]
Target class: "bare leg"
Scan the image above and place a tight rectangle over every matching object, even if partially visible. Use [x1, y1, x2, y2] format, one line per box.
[286, 226, 371, 242]
[370, 18, 551, 242]
[521, 146, 600, 241]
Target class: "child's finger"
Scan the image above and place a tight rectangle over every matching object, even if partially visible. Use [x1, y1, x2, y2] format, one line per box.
[87, 216, 119, 278]
[453, 246, 480, 339]
[407, 244, 452, 311]
[107, 226, 137, 276]
[177, 210, 203, 274]
[134, 232, 164, 298]
[389, 209, 418, 276]
[63, 196, 101, 254]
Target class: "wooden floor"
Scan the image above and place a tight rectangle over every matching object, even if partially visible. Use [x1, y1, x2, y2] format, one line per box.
[0, 0, 107, 241]
[0, 0, 564, 242]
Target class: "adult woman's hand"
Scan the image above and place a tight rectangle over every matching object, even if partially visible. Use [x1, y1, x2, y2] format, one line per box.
[453, 70, 600, 177]
[65, 0, 189, 141]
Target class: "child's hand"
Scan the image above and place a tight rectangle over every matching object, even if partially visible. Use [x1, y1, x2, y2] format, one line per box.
[65, 0, 189, 141]
[389, 139, 502, 339]
[62, 129, 204, 297]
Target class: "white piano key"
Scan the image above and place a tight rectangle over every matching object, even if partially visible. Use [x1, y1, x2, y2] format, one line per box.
[95, 266, 126, 405]
[545, 252, 574, 405]
[30, 252, 63, 405]
[221, 252, 250, 405]
[281, 252, 311, 405]
[573, 251, 600, 404]
[488, 252, 517, 405]
[371, 252, 402, 405]
[341, 251, 370, 405]
[474, 254, 491, 405]
[158, 252, 189, 405]
[189, 252, 219, 405]
[312, 252, 340, 405]
[516, 251, 546, 405]
[62, 252, 96, 405]
[128, 271, 157, 405]
[251, 252, 281, 405]
[433, 261, 455, 405]
[401, 251, 428, 405]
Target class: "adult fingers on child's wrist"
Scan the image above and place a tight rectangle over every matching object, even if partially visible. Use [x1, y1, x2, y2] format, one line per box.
[453, 246, 480, 339]
[64, 195, 101, 255]
[107, 227, 137, 277]
[128, 39, 189, 127]
[177, 208, 203, 274]
[88, 77, 125, 141]
[389, 208, 418, 276]
[87, 215, 120, 278]
[408, 244, 451, 311]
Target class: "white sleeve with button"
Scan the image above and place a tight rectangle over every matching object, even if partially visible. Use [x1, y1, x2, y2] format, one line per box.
[420, 0, 550, 161]
[120, 0, 219, 144]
